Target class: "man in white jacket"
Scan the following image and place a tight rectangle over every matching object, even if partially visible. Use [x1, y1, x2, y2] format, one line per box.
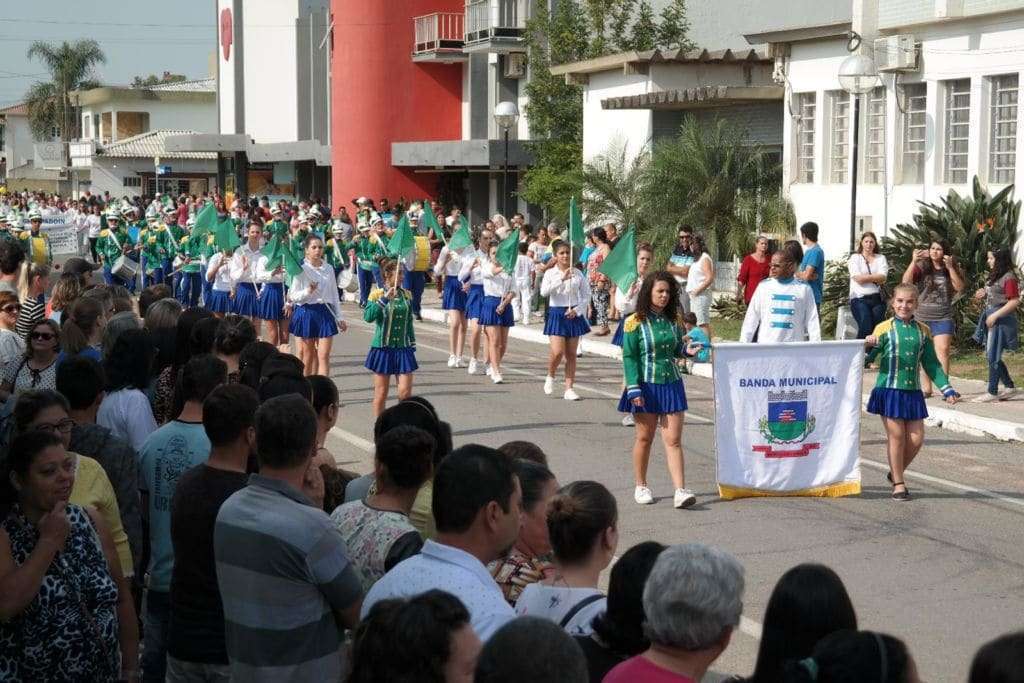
[740, 251, 821, 343]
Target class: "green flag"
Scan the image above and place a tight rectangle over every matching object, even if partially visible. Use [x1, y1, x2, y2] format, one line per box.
[420, 202, 446, 242]
[568, 196, 586, 249]
[192, 202, 217, 237]
[495, 230, 519, 275]
[449, 215, 472, 251]
[388, 214, 416, 262]
[161, 194, 173, 209]
[260, 235, 304, 278]
[598, 227, 638, 292]
[214, 217, 242, 251]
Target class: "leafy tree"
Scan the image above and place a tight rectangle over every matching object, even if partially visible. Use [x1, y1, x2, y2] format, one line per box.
[576, 141, 651, 229]
[24, 40, 106, 142]
[657, 0, 695, 51]
[608, 0, 636, 51]
[625, 1, 658, 52]
[131, 72, 187, 88]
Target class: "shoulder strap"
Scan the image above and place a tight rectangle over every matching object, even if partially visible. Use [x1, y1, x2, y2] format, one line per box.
[559, 593, 604, 629]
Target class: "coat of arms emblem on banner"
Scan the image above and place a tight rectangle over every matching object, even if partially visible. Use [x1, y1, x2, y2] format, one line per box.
[755, 390, 819, 458]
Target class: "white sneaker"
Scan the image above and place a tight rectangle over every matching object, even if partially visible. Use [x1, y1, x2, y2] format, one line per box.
[454, 356, 464, 368]
[576, 346, 584, 357]
[485, 364, 492, 377]
[972, 392, 1000, 403]
[467, 358, 479, 375]
[564, 388, 581, 401]
[621, 413, 635, 427]
[447, 355, 457, 368]
[634, 486, 654, 505]
[1000, 387, 1019, 400]
[491, 372, 503, 384]
[543, 376, 555, 395]
[673, 488, 697, 509]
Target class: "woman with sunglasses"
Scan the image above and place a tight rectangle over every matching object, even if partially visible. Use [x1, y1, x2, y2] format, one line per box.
[0, 291, 24, 374]
[0, 319, 61, 402]
[13, 389, 134, 579]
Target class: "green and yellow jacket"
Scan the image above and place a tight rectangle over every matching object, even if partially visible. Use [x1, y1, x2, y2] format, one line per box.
[364, 287, 416, 350]
[96, 227, 134, 264]
[178, 234, 203, 273]
[867, 317, 956, 397]
[326, 237, 352, 270]
[622, 312, 687, 399]
[353, 234, 386, 271]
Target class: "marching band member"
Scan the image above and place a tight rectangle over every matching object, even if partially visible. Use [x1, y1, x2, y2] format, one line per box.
[401, 205, 430, 320]
[229, 222, 263, 326]
[612, 242, 654, 427]
[353, 219, 387, 307]
[619, 271, 701, 509]
[740, 250, 821, 343]
[865, 283, 960, 501]
[459, 232, 493, 376]
[479, 244, 516, 384]
[255, 242, 291, 353]
[540, 239, 591, 401]
[96, 212, 135, 289]
[19, 210, 52, 267]
[288, 233, 347, 376]
[434, 240, 468, 368]
[199, 232, 217, 307]
[325, 222, 352, 302]
[205, 245, 237, 318]
[175, 217, 204, 308]
[364, 258, 417, 417]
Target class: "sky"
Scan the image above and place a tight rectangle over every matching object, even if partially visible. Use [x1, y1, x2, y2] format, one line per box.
[0, 0, 216, 108]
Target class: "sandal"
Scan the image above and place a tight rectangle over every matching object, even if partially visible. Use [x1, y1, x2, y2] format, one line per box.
[891, 482, 910, 501]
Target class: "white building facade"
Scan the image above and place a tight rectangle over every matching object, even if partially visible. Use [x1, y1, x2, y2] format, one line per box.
[751, 0, 1024, 258]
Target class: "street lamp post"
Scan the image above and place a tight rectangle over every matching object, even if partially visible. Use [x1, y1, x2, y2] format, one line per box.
[838, 48, 880, 253]
[494, 101, 520, 218]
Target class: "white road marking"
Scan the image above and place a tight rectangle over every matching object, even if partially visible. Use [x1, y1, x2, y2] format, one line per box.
[858, 458, 1024, 510]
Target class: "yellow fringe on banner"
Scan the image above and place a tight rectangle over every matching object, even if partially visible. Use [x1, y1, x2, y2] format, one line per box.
[718, 480, 862, 500]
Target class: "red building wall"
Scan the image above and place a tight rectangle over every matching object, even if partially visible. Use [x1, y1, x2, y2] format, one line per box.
[331, 0, 463, 210]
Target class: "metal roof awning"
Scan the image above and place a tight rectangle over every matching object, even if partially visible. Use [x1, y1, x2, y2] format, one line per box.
[602, 85, 784, 110]
[550, 47, 770, 82]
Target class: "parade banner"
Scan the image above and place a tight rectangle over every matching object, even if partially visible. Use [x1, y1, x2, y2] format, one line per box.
[40, 213, 80, 256]
[714, 341, 864, 499]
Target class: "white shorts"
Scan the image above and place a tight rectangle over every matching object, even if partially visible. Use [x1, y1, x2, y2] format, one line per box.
[689, 291, 711, 325]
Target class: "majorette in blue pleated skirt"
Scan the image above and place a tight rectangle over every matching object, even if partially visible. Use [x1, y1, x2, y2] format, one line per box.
[479, 295, 515, 327]
[466, 284, 485, 320]
[256, 282, 286, 321]
[866, 387, 928, 420]
[544, 306, 591, 338]
[617, 379, 688, 415]
[206, 288, 233, 313]
[289, 303, 338, 338]
[232, 282, 259, 317]
[611, 317, 626, 347]
[365, 347, 419, 375]
[442, 275, 468, 312]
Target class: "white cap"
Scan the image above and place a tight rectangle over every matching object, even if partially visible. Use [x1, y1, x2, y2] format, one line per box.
[186, 216, 196, 227]
[163, 206, 176, 215]
[270, 206, 282, 216]
[28, 209, 42, 221]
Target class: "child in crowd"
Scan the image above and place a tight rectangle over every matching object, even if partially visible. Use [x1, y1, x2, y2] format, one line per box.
[865, 283, 960, 501]
[682, 312, 711, 364]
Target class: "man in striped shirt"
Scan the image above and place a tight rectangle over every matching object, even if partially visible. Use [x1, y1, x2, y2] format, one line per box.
[740, 250, 821, 344]
[214, 394, 363, 681]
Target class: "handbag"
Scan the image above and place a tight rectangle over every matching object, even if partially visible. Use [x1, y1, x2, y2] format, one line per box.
[864, 256, 888, 303]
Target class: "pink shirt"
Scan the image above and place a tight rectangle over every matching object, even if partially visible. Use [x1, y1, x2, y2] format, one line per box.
[602, 656, 697, 683]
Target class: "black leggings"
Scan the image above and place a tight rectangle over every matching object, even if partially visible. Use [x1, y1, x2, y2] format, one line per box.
[89, 237, 100, 263]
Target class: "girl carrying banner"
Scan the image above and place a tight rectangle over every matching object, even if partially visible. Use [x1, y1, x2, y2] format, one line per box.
[864, 283, 960, 501]
[618, 271, 702, 509]
[540, 239, 591, 401]
[364, 258, 417, 416]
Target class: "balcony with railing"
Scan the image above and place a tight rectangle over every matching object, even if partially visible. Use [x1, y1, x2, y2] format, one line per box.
[413, 12, 467, 62]
[464, 0, 528, 53]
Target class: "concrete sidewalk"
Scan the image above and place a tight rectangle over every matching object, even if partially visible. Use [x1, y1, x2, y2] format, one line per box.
[417, 298, 1024, 442]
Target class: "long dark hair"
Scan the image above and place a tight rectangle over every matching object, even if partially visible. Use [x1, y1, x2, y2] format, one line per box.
[590, 541, 667, 657]
[782, 630, 910, 683]
[751, 563, 858, 683]
[104, 328, 153, 391]
[987, 248, 1015, 286]
[916, 239, 957, 300]
[634, 271, 681, 323]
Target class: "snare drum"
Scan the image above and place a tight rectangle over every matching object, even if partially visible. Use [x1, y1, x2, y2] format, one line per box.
[112, 255, 140, 281]
[337, 266, 355, 292]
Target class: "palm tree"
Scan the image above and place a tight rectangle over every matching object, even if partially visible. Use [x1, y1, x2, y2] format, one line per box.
[576, 141, 651, 230]
[24, 40, 105, 142]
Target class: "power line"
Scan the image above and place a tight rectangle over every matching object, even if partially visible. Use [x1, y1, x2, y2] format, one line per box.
[0, 17, 311, 29]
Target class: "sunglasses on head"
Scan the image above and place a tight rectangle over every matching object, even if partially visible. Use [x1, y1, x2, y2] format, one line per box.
[31, 331, 55, 341]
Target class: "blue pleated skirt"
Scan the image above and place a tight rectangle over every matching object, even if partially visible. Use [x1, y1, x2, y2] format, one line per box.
[289, 303, 338, 339]
[611, 317, 626, 347]
[256, 282, 286, 321]
[479, 295, 515, 327]
[206, 289, 233, 313]
[618, 379, 688, 415]
[466, 284, 485, 320]
[544, 306, 591, 338]
[232, 282, 259, 317]
[442, 276, 468, 312]
[866, 387, 928, 420]
[365, 347, 418, 375]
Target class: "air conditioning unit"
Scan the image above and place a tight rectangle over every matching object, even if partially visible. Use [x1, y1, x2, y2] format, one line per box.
[504, 53, 527, 79]
[874, 35, 918, 72]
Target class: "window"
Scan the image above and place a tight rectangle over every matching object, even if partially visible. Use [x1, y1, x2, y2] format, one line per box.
[123, 176, 142, 188]
[989, 74, 1018, 185]
[828, 91, 850, 183]
[795, 92, 816, 183]
[943, 78, 970, 184]
[50, 126, 60, 141]
[82, 114, 93, 140]
[900, 83, 927, 184]
[865, 87, 886, 184]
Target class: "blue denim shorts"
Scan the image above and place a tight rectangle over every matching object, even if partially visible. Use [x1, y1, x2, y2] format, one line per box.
[925, 319, 955, 336]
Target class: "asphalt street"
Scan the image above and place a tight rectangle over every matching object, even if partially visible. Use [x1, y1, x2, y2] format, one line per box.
[325, 306, 1024, 681]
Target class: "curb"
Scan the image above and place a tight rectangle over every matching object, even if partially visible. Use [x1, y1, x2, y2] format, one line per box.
[420, 308, 1024, 443]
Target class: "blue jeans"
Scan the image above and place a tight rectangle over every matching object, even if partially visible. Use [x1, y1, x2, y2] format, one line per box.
[178, 272, 203, 308]
[358, 267, 384, 305]
[142, 589, 171, 683]
[202, 277, 213, 307]
[851, 294, 886, 339]
[403, 271, 426, 316]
